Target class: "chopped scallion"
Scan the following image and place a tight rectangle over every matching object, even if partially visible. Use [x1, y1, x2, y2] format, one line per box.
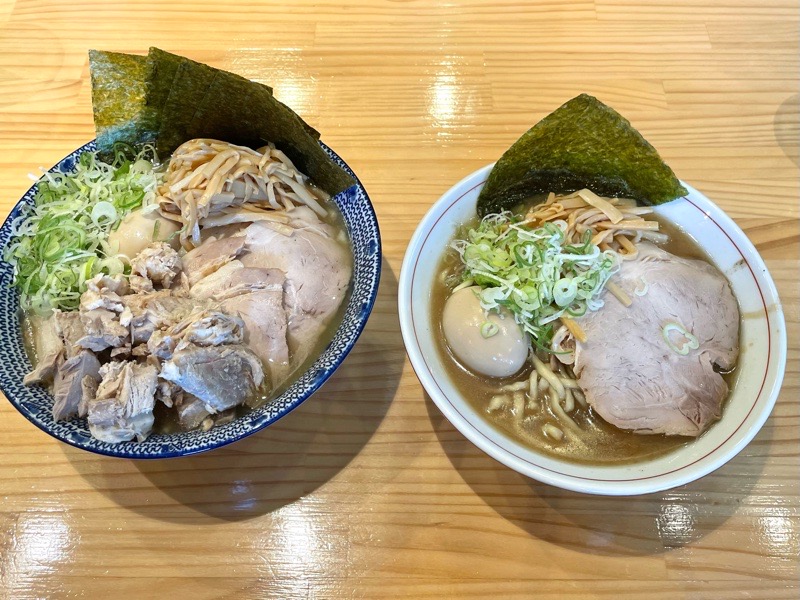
[480, 321, 500, 338]
[451, 212, 619, 348]
[4, 145, 162, 313]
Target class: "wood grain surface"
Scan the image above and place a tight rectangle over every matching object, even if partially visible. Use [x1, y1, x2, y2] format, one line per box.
[0, 1, 798, 598]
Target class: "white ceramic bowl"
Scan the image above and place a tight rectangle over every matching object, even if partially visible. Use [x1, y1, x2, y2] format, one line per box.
[399, 164, 787, 495]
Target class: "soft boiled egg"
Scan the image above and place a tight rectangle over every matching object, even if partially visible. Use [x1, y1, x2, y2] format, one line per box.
[108, 208, 180, 258]
[442, 286, 528, 378]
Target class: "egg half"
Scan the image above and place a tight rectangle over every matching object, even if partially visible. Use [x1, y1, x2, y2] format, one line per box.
[442, 286, 528, 378]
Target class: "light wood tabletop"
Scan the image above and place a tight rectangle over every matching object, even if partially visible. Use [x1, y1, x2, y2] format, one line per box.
[0, 1, 798, 598]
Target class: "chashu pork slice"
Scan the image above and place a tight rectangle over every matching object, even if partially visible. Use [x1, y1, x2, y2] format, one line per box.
[160, 344, 264, 413]
[23, 313, 63, 386]
[221, 287, 291, 386]
[574, 242, 740, 437]
[52, 350, 101, 421]
[190, 263, 292, 385]
[87, 361, 159, 443]
[181, 236, 246, 286]
[238, 206, 351, 366]
[147, 309, 244, 359]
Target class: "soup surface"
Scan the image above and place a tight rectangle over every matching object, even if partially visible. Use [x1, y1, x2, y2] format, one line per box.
[432, 211, 737, 465]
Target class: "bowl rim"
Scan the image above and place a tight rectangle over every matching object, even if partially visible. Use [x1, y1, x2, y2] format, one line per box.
[399, 163, 787, 495]
[0, 139, 382, 459]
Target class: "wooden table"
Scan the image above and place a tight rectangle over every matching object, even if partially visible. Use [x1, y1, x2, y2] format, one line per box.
[0, 1, 797, 598]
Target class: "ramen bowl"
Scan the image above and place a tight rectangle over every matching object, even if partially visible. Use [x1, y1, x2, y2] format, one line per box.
[399, 164, 786, 496]
[0, 140, 381, 459]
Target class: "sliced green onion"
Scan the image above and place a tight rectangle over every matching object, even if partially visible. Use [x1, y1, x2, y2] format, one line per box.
[553, 278, 578, 307]
[565, 302, 587, 318]
[452, 279, 474, 294]
[91, 201, 118, 226]
[99, 257, 125, 276]
[634, 276, 649, 296]
[4, 145, 163, 313]
[480, 321, 499, 338]
[662, 322, 700, 355]
[451, 212, 619, 348]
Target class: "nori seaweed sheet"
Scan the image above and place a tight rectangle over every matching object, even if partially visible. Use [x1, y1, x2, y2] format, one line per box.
[169, 71, 353, 196]
[476, 94, 687, 216]
[155, 58, 219, 156]
[149, 47, 323, 156]
[89, 50, 151, 155]
[139, 47, 184, 138]
[87, 48, 349, 194]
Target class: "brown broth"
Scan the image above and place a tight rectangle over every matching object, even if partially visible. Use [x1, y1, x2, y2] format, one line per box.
[431, 211, 738, 465]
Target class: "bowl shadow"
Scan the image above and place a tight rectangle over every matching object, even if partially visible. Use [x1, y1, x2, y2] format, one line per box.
[65, 257, 401, 524]
[424, 392, 772, 557]
[774, 93, 799, 167]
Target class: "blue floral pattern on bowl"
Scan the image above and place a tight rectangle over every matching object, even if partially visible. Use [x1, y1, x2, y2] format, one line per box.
[0, 140, 381, 459]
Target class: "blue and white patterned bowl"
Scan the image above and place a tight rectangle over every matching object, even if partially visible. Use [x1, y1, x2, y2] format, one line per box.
[0, 140, 381, 459]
